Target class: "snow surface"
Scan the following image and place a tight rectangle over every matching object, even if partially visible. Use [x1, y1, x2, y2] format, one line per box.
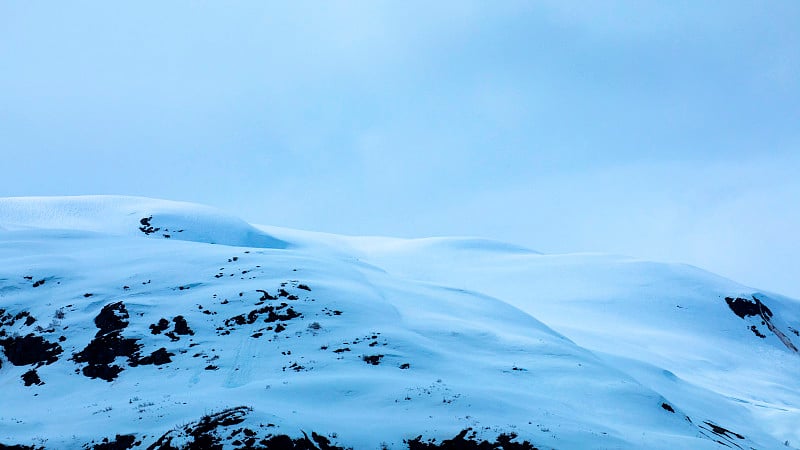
[1, 196, 798, 449]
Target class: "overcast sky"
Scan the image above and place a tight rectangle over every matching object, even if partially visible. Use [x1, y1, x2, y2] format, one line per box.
[1, 1, 798, 297]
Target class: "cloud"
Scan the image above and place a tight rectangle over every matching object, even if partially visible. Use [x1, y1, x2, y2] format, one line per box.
[1, 1, 798, 298]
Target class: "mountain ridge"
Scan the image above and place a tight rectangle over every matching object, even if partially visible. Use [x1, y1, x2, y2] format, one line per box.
[1, 196, 797, 449]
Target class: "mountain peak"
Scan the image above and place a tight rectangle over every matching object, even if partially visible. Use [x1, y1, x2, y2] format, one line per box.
[0, 195, 287, 249]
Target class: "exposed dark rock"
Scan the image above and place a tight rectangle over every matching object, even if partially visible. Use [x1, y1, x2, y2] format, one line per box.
[406, 429, 538, 450]
[661, 402, 675, 413]
[749, 325, 766, 338]
[133, 348, 174, 366]
[74, 331, 141, 366]
[0, 443, 42, 450]
[85, 434, 137, 450]
[253, 432, 348, 450]
[144, 407, 354, 450]
[22, 369, 44, 386]
[256, 290, 277, 301]
[701, 421, 745, 441]
[725, 296, 798, 352]
[164, 332, 179, 342]
[13, 312, 37, 327]
[147, 406, 250, 450]
[725, 297, 772, 319]
[94, 302, 130, 336]
[150, 319, 170, 335]
[362, 355, 384, 366]
[172, 316, 194, 336]
[73, 331, 142, 381]
[139, 216, 160, 235]
[0, 310, 35, 328]
[224, 304, 301, 329]
[286, 362, 305, 372]
[73, 302, 175, 381]
[0, 334, 63, 366]
[309, 432, 343, 450]
[81, 363, 125, 382]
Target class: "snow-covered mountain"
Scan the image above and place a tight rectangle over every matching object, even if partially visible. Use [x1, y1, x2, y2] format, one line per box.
[1, 196, 798, 449]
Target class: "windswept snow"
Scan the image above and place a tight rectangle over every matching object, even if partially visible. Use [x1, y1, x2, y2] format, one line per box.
[0, 196, 287, 249]
[0, 196, 797, 449]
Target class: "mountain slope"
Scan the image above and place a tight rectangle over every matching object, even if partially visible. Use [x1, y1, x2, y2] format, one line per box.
[0, 196, 796, 449]
[347, 239, 800, 446]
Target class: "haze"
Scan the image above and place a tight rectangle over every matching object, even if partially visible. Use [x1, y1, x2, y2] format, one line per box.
[1, 1, 798, 297]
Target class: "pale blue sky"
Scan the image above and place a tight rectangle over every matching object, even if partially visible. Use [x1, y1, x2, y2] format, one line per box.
[1, 1, 799, 297]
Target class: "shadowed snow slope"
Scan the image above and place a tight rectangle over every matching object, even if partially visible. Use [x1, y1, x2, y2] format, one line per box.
[0, 196, 797, 449]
